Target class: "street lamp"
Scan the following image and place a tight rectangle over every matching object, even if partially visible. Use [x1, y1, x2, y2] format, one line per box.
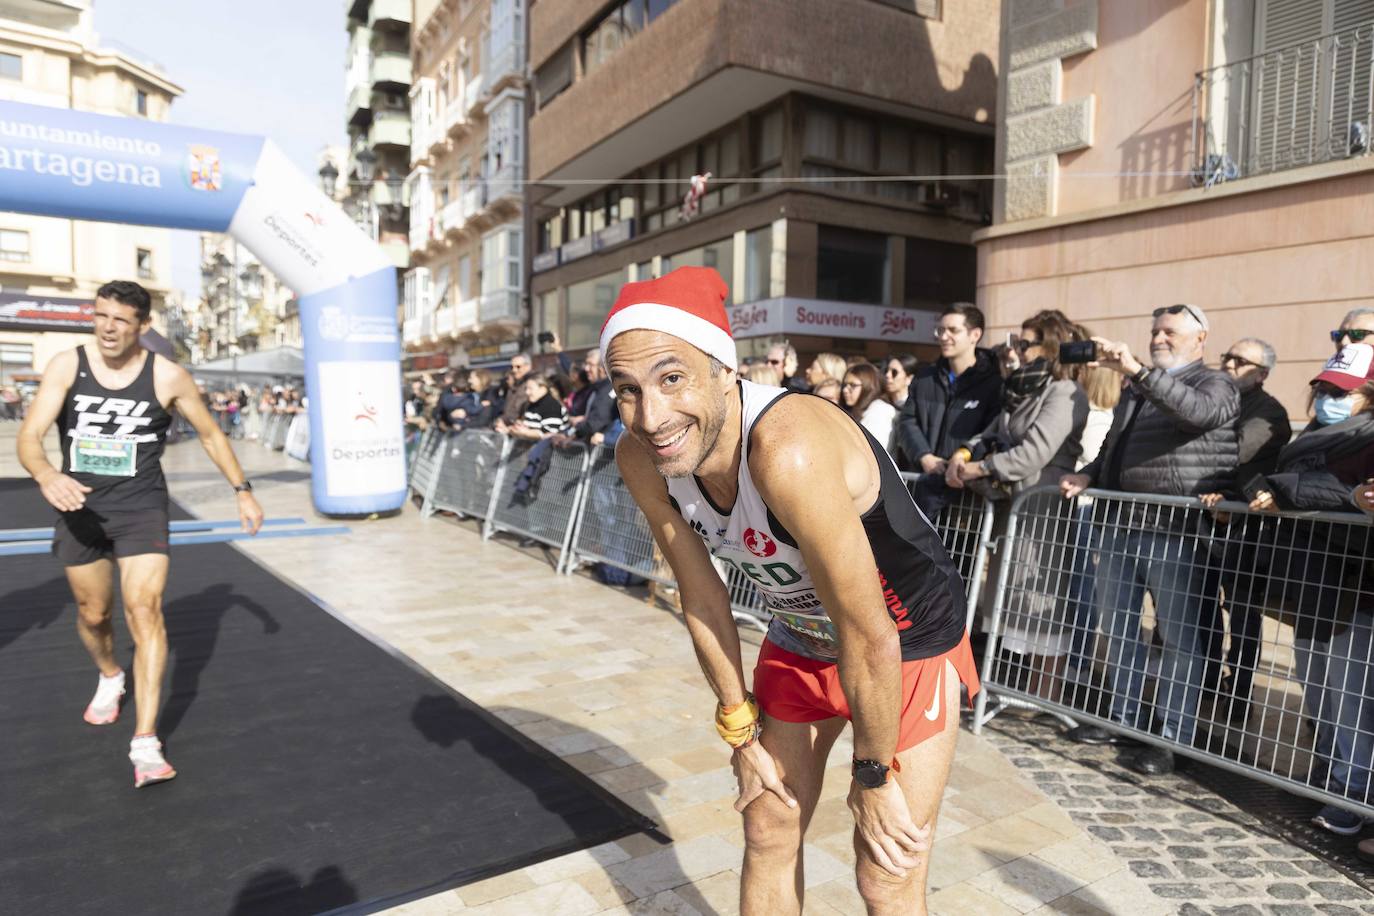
[318, 159, 339, 198]
[355, 147, 377, 183]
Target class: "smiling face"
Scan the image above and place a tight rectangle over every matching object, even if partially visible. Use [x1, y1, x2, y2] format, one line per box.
[91, 296, 149, 361]
[607, 329, 734, 478]
[1149, 311, 1206, 370]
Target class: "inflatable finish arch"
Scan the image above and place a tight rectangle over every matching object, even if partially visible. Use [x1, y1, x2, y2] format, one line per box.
[0, 100, 406, 516]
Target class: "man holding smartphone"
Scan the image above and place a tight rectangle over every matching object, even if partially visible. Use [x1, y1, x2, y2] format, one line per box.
[1059, 303, 1239, 776]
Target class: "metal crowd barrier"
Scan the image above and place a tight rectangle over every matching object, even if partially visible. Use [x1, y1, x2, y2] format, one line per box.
[428, 429, 510, 521]
[974, 485, 1374, 818]
[560, 446, 671, 583]
[485, 439, 592, 566]
[411, 438, 999, 639]
[899, 473, 999, 634]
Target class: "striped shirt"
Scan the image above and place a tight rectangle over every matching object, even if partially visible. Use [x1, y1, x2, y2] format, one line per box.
[522, 392, 567, 436]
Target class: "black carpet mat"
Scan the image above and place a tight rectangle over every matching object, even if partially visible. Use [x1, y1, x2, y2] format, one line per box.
[0, 479, 653, 915]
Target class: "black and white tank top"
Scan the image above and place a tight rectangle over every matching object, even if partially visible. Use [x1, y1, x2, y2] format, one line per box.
[666, 380, 967, 663]
[58, 346, 172, 512]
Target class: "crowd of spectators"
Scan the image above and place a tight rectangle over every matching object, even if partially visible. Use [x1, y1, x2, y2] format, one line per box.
[198, 383, 304, 440]
[397, 306, 1374, 853]
[731, 303, 1374, 857]
[1, 384, 27, 421]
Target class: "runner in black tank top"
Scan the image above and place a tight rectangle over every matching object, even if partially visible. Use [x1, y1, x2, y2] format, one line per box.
[58, 345, 173, 514]
[605, 267, 978, 913]
[16, 281, 264, 789]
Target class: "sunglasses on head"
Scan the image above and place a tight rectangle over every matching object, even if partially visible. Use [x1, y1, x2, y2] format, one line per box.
[1152, 304, 1206, 327]
[1221, 352, 1262, 369]
[1331, 329, 1374, 345]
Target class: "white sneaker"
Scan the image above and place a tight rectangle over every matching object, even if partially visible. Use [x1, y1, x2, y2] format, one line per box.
[129, 735, 177, 788]
[83, 670, 125, 725]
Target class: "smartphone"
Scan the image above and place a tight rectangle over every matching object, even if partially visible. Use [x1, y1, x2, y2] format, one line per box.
[1059, 340, 1098, 364]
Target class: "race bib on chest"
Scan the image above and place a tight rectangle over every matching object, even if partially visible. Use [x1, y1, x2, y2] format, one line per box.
[71, 433, 138, 477]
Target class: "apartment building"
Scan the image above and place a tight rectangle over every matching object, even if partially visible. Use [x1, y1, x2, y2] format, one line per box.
[0, 0, 181, 382]
[345, 0, 412, 274]
[404, 0, 526, 373]
[191, 234, 301, 365]
[526, 0, 1000, 366]
[978, 0, 1374, 416]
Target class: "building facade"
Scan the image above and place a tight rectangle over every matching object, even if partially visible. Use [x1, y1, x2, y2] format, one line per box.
[403, 0, 527, 374]
[526, 0, 1000, 367]
[191, 234, 301, 365]
[978, 0, 1374, 417]
[345, 0, 412, 277]
[0, 0, 181, 384]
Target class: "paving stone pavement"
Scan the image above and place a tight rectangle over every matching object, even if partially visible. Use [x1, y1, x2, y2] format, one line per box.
[983, 711, 1374, 915]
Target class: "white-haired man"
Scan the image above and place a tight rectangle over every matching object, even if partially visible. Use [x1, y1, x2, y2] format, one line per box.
[1060, 303, 1239, 776]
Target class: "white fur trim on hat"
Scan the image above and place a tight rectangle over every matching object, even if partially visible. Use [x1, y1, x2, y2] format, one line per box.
[600, 302, 738, 371]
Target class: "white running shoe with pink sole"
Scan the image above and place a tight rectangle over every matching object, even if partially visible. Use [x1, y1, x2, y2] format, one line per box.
[129, 735, 177, 788]
[83, 671, 126, 725]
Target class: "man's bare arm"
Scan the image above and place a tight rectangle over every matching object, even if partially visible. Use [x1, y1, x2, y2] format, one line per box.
[17, 350, 94, 511]
[162, 362, 263, 533]
[751, 399, 902, 764]
[617, 435, 746, 704]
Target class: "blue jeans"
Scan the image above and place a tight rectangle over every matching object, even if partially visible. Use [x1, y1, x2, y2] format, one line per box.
[1065, 501, 1101, 676]
[1096, 526, 1210, 746]
[1294, 615, 1374, 801]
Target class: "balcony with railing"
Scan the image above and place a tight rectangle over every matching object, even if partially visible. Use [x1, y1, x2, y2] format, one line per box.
[479, 289, 521, 325]
[371, 51, 412, 90]
[440, 198, 467, 237]
[370, 110, 411, 149]
[461, 181, 486, 223]
[346, 82, 372, 127]
[464, 76, 485, 116]
[403, 316, 422, 345]
[485, 34, 524, 97]
[444, 99, 468, 137]
[367, 0, 410, 29]
[455, 296, 479, 332]
[1192, 20, 1374, 185]
[434, 304, 456, 338]
[486, 163, 521, 209]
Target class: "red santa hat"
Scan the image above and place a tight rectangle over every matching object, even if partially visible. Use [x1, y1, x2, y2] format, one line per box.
[599, 266, 737, 371]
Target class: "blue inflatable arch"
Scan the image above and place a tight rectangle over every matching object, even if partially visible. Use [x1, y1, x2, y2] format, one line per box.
[0, 100, 405, 516]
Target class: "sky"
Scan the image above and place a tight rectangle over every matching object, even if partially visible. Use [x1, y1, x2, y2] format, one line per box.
[92, 0, 349, 300]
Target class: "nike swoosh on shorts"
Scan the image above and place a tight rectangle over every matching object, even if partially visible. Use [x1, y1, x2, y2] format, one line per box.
[924, 669, 942, 721]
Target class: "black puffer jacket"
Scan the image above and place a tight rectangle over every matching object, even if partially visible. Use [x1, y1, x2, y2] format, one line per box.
[1083, 359, 1240, 497]
[896, 349, 1004, 464]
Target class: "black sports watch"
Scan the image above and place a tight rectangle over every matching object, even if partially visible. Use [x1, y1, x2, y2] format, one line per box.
[852, 757, 890, 789]
[232, 480, 253, 493]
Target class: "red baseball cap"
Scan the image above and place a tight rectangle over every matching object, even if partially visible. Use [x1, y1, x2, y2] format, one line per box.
[1313, 343, 1374, 391]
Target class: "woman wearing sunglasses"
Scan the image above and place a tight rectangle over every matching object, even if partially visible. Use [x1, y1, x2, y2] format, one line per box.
[945, 309, 1089, 701]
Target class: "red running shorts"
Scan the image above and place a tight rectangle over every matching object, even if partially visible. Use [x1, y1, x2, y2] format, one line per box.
[752, 634, 981, 753]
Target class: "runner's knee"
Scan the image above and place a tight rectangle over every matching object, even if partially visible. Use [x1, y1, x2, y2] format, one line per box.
[124, 600, 165, 637]
[854, 850, 922, 910]
[743, 797, 803, 859]
[75, 599, 112, 627]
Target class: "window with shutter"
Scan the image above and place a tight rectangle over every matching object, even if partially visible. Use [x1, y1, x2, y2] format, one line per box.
[1328, 0, 1374, 155]
[1251, 0, 1324, 174]
[1249, 0, 1374, 173]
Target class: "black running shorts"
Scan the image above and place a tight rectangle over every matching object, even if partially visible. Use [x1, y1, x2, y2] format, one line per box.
[51, 506, 170, 566]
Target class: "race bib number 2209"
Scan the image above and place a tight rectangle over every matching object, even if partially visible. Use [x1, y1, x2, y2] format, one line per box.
[71, 435, 138, 477]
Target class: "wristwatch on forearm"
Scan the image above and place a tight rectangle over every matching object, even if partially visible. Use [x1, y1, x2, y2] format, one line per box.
[1131, 365, 1150, 385]
[232, 480, 253, 493]
[852, 757, 891, 789]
